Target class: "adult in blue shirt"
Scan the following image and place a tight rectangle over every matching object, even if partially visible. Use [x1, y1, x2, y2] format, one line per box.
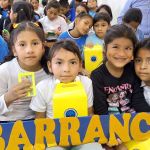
[0, 35, 9, 63]
[118, 0, 150, 38]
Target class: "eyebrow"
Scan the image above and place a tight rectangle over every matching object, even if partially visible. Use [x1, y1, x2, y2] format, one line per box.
[54, 58, 78, 61]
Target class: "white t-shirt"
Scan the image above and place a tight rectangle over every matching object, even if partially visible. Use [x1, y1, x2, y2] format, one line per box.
[0, 58, 49, 121]
[35, 6, 44, 18]
[39, 16, 68, 40]
[141, 81, 150, 106]
[30, 75, 93, 118]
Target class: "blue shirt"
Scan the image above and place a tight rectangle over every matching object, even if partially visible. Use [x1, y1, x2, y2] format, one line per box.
[89, 10, 96, 18]
[86, 33, 104, 46]
[58, 31, 88, 55]
[136, 28, 144, 41]
[118, 0, 150, 38]
[0, 35, 9, 63]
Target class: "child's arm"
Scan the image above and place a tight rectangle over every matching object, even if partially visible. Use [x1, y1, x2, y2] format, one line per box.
[88, 106, 94, 116]
[91, 70, 108, 115]
[35, 112, 46, 118]
[131, 75, 150, 112]
[30, 82, 48, 118]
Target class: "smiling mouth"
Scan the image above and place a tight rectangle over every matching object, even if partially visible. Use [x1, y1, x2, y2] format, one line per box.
[114, 57, 127, 61]
[139, 72, 149, 75]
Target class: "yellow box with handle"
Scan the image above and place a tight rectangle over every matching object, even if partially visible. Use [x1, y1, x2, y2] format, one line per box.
[84, 45, 103, 72]
[125, 138, 150, 150]
[52, 80, 88, 119]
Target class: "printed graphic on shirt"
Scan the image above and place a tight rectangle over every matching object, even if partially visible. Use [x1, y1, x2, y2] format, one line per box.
[104, 83, 135, 114]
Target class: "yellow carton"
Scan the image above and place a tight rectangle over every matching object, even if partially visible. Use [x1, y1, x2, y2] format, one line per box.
[52, 81, 88, 118]
[18, 72, 36, 97]
[125, 138, 150, 150]
[84, 45, 103, 72]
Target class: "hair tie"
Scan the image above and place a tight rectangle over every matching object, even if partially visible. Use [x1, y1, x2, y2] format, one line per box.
[13, 23, 20, 29]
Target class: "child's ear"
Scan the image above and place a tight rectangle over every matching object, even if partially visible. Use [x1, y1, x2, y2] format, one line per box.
[47, 61, 52, 73]
[131, 55, 134, 60]
[12, 46, 17, 57]
[13, 13, 17, 20]
[74, 18, 80, 26]
[79, 61, 82, 72]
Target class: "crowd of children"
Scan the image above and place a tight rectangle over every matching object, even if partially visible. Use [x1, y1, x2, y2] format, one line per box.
[0, 0, 150, 150]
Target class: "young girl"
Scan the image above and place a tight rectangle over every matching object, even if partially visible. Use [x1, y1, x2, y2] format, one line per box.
[68, 3, 89, 29]
[0, 22, 48, 121]
[86, 12, 111, 47]
[58, 12, 93, 58]
[38, 0, 68, 42]
[87, 0, 97, 17]
[91, 24, 150, 150]
[30, 40, 104, 150]
[134, 38, 150, 105]
[30, 0, 44, 18]
[96, 4, 113, 22]
[2, 1, 36, 42]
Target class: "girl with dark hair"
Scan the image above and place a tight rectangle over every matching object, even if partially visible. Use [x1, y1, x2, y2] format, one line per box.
[0, 21, 48, 121]
[58, 12, 93, 58]
[96, 4, 113, 21]
[30, 39, 104, 150]
[91, 24, 150, 149]
[2, 1, 36, 41]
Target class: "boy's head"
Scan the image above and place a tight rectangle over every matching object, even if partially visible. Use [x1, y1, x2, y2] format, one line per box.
[134, 38, 150, 85]
[123, 8, 142, 32]
[93, 12, 111, 39]
[59, 0, 69, 15]
[0, 0, 10, 9]
[30, 0, 39, 10]
[87, 0, 97, 10]
[46, 0, 60, 21]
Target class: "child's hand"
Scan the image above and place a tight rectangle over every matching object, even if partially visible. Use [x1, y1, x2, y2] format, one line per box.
[85, 42, 94, 48]
[2, 29, 10, 42]
[80, 68, 91, 77]
[55, 29, 61, 36]
[4, 80, 31, 106]
[115, 143, 128, 150]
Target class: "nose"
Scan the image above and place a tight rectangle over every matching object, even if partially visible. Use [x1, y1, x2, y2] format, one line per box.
[63, 63, 70, 72]
[25, 45, 34, 54]
[140, 60, 147, 69]
[118, 49, 126, 57]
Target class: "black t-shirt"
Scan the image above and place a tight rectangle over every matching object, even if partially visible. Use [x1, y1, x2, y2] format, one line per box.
[91, 62, 150, 115]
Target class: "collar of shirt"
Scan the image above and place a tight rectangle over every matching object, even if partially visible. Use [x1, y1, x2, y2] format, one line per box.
[55, 76, 80, 85]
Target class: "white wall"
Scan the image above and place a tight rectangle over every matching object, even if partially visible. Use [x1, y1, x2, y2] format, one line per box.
[97, 0, 127, 25]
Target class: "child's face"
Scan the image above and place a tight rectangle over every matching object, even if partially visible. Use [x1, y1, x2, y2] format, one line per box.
[13, 31, 45, 71]
[47, 48, 82, 83]
[1, 0, 10, 9]
[87, 0, 97, 9]
[135, 48, 150, 85]
[60, 6, 69, 15]
[94, 20, 110, 39]
[47, 7, 59, 21]
[75, 17, 93, 35]
[106, 37, 133, 69]
[31, 0, 39, 10]
[75, 5, 87, 16]
[128, 21, 140, 32]
[98, 8, 108, 14]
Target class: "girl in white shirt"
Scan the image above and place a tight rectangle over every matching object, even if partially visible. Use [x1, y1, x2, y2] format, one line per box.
[30, 40, 104, 150]
[0, 21, 48, 121]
